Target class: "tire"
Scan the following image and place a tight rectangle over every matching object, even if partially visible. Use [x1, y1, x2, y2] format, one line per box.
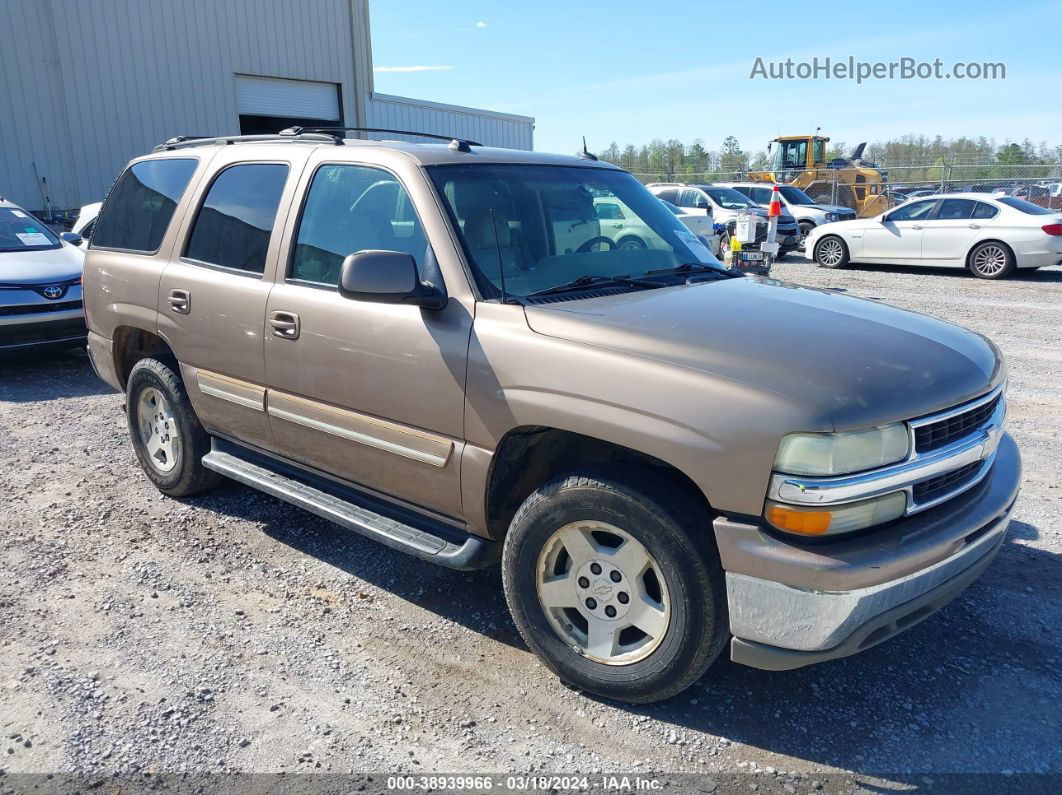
[968, 241, 1015, 280]
[126, 357, 221, 497]
[617, 236, 647, 251]
[814, 235, 849, 269]
[501, 468, 728, 704]
[798, 221, 816, 249]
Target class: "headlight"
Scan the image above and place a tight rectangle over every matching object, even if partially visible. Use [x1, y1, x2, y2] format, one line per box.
[766, 492, 907, 537]
[825, 212, 838, 222]
[774, 424, 910, 476]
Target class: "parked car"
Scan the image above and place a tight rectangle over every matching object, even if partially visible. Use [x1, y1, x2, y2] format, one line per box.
[719, 182, 855, 246]
[591, 196, 675, 252]
[84, 135, 1019, 703]
[0, 198, 86, 354]
[647, 183, 801, 256]
[805, 192, 1062, 279]
[659, 199, 722, 257]
[71, 202, 102, 248]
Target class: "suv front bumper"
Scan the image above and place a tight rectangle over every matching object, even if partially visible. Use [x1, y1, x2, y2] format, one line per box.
[715, 432, 1020, 670]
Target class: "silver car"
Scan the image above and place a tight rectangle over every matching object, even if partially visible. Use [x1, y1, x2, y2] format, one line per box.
[0, 199, 86, 354]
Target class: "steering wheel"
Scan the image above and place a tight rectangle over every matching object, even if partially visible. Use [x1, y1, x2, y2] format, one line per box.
[575, 235, 617, 254]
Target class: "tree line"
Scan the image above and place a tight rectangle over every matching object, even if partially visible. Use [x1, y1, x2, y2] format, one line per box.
[595, 135, 1062, 183]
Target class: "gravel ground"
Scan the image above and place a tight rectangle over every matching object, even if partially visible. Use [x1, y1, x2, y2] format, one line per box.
[1, 258, 1060, 791]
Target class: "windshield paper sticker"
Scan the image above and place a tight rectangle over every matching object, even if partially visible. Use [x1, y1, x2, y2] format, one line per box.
[11, 210, 28, 218]
[674, 229, 714, 263]
[15, 232, 52, 246]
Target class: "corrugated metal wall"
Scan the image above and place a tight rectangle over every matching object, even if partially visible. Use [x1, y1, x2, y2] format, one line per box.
[367, 93, 534, 151]
[2, 0, 360, 212]
[0, 0, 535, 214]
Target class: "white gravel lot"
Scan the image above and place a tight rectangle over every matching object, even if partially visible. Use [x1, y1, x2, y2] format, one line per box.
[1, 257, 1059, 792]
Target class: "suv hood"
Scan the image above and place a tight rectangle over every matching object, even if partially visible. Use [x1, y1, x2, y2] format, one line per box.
[0, 244, 84, 285]
[524, 277, 1001, 431]
[809, 203, 854, 215]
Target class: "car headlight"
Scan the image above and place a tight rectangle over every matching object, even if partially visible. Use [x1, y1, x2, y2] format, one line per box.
[825, 212, 838, 222]
[773, 424, 910, 476]
[766, 491, 907, 537]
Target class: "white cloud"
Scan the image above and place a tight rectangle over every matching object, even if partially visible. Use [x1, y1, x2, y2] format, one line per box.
[475, 20, 487, 28]
[373, 65, 453, 73]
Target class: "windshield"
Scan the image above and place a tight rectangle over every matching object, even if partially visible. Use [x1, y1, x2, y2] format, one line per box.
[704, 187, 758, 210]
[429, 165, 723, 299]
[0, 208, 61, 253]
[997, 197, 1056, 216]
[778, 186, 816, 205]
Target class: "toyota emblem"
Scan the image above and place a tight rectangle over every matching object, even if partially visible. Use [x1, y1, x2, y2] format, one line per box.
[42, 285, 64, 300]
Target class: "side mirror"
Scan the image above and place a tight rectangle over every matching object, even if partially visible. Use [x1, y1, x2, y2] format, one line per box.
[60, 231, 83, 246]
[338, 250, 446, 309]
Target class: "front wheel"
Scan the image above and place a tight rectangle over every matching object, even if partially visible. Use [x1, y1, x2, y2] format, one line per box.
[814, 235, 849, 269]
[617, 236, 647, 251]
[126, 358, 221, 497]
[798, 221, 816, 249]
[502, 470, 728, 703]
[968, 241, 1015, 279]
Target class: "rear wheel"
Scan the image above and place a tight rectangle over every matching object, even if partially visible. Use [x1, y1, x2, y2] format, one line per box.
[814, 235, 849, 269]
[618, 236, 647, 251]
[968, 241, 1015, 279]
[502, 469, 728, 703]
[126, 358, 221, 497]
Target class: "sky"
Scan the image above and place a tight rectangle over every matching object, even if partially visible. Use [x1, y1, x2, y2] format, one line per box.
[368, 0, 1062, 157]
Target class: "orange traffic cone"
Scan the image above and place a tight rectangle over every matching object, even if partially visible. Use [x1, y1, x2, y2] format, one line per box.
[768, 186, 782, 218]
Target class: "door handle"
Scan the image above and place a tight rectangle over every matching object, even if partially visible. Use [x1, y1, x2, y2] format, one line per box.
[611, 223, 623, 228]
[968, 223, 982, 229]
[269, 310, 300, 340]
[168, 289, 190, 314]
[911, 225, 924, 230]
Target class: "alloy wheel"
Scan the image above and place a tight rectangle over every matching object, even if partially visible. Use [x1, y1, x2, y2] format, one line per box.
[536, 521, 670, 665]
[818, 238, 844, 266]
[137, 386, 179, 473]
[972, 244, 1008, 277]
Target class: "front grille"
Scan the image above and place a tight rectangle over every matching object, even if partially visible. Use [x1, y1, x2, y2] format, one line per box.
[913, 461, 983, 503]
[0, 300, 82, 317]
[915, 393, 1001, 453]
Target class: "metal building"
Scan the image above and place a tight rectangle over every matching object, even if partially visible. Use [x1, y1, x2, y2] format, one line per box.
[0, 0, 534, 216]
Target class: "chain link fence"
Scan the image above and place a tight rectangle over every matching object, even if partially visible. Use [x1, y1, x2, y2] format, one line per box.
[630, 162, 1062, 214]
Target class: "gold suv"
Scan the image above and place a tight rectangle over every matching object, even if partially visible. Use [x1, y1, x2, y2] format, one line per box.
[83, 130, 1020, 703]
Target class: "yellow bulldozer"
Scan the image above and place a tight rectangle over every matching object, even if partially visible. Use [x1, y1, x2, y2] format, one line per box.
[748, 134, 891, 218]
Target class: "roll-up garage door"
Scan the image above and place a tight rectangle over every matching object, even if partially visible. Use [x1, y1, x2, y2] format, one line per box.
[235, 75, 341, 135]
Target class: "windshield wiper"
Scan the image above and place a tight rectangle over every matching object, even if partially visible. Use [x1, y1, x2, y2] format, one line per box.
[526, 273, 661, 299]
[643, 262, 730, 278]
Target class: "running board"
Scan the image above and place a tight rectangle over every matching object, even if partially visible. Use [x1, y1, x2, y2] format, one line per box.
[202, 440, 497, 570]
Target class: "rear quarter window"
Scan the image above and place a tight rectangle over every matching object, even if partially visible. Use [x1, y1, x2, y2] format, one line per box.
[91, 158, 198, 253]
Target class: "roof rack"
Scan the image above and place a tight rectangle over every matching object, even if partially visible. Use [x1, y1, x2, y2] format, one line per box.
[153, 132, 340, 151]
[280, 126, 482, 151]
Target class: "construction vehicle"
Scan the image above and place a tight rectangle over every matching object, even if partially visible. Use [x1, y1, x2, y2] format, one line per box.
[748, 133, 891, 218]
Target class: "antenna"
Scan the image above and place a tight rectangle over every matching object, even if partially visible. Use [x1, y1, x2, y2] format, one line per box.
[577, 136, 598, 161]
[489, 209, 510, 304]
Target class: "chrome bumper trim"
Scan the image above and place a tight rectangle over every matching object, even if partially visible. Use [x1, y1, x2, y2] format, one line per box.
[768, 388, 1005, 514]
[726, 502, 1011, 652]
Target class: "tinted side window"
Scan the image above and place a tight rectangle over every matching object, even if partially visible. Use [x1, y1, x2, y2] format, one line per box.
[92, 158, 197, 252]
[290, 165, 429, 286]
[595, 203, 624, 220]
[935, 199, 977, 220]
[655, 188, 679, 203]
[184, 164, 289, 274]
[751, 187, 773, 204]
[887, 200, 936, 222]
[972, 202, 998, 220]
[731, 187, 753, 199]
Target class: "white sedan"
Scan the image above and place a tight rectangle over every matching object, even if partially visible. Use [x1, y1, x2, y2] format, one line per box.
[805, 193, 1062, 279]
